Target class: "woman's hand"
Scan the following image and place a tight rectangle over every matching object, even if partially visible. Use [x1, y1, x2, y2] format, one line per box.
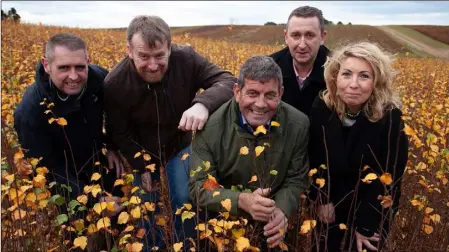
[356, 231, 380, 251]
[317, 202, 335, 224]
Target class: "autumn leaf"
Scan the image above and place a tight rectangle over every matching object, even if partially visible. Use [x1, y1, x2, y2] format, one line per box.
[144, 202, 156, 212]
[308, 168, 317, 177]
[279, 241, 288, 251]
[126, 242, 143, 252]
[129, 196, 141, 205]
[96, 217, 111, 230]
[404, 123, 417, 136]
[255, 146, 265, 157]
[379, 195, 393, 208]
[143, 153, 151, 161]
[91, 172, 101, 181]
[380, 173, 393, 185]
[300, 220, 317, 234]
[91, 184, 102, 197]
[423, 224, 433, 234]
[181, 211, 195, 223]
[425, 207, 434, 215]
[339, 223, 347, 230]
[212, 191, 221, 197]
[202, 161, 211, 171]
[117, 212, 130, 224]
[271, 121, 280, 127]
[173, 242, 183, 252]
[114, 179, 124, 187]
[253, 125, 267, 135]
[270, 170, 278, 176]
[73, 236, 87, 250]
[221, 199, 232, 212]
[430, 214, 441, 223]
[236, 237, 250, 252]
[249, 175, 257, 183]
[203, 174, 221, 191]
[131, 206, 141, 219]
[136, 228, 146, 239]
[361, 173, 378, 183]
[123, 225, 134, 233]
[134, 152, 142, 158]
[56, 117, 68, 126]
[181, 153, 190, 161]
[239, 146, 249, 155]
[93, 202, 108, 215]
[146, 164, 156, 172]
[315, 178, 325, 188]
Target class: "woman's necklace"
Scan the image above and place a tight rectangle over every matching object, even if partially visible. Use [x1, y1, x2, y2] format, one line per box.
[345, 110, 361, 120]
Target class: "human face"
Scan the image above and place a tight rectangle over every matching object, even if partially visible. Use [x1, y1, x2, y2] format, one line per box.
[234, 79, 284, 128]
[42, 46, 89, 95]
[336, 57, 374, 112]
[128, 33, 170, 83]
[284, 16, 327, 68]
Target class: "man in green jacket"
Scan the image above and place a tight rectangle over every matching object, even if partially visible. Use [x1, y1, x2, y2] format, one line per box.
[189, 56, 310, 248]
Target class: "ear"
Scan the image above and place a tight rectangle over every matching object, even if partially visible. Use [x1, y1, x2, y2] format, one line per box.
[233, 83, 241, 103]
[320, 30, 328, 45]
[279, 86, 285, 100]
[87, 56, 91, 64]
[127, 42, 133, 59]
[42, 57, 51, 74]
[284, 29, 288, 45]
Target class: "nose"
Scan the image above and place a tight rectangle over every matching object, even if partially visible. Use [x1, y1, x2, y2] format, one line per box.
[68, 68, 78, 80]
[147, 58, 159, 71]
[298, 36, 307, 48]
[254, 95, 267, 108]
[349, 75, 359, 89]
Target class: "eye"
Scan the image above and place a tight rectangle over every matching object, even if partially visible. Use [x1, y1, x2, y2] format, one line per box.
[306, 33, 315, 39]
[341, 72, 351, 77]
[266, 93, 277, 100]
[75, 66, 86, 71]
[246, 91, 257, 97]
[59, 66, 69, 71]
[360, 74, 371, 79]
[140, 55, 149, 60]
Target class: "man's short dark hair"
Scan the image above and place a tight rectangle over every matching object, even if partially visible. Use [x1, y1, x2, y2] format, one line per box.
[127, 15, 171, 48]
[45, 33, 87, 63]
[286, 6, 325, 32]
[237, 56, 283, 90]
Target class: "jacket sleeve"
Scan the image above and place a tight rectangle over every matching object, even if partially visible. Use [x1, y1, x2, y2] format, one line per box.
[355, 108, 409, 235]
[274, 119, 310, 218]
[14, 112, 56, 168]
[103, 83, 145, 173]
[189, 129, 243, 216]
[190, 48, 236, 113]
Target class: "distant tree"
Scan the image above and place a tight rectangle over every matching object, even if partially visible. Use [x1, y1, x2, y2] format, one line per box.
[324, 18, 333, 25]
[337, 21, 343, 25]
[348, 22, 352, 25]
[3, 7, 21, 22]
[264, 21, 277, 26]
[1, 10, 7, 20]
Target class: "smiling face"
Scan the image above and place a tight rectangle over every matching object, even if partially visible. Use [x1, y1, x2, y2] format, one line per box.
[336, 57, 375, 112]
[284, 16, 327, 68]
[128, 33, 170, 83]
[42, 45, 89, 95]
[234, 78, 284, 128]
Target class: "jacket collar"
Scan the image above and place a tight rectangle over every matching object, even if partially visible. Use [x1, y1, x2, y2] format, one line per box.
[277, 45, 330, 84]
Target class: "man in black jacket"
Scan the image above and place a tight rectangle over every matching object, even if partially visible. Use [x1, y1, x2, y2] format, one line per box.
[270, 6, 330, 117]
[14, 33, 123, 200]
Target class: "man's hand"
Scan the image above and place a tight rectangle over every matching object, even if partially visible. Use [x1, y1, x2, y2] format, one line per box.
[317, 202, 335, 224]
[99, 196, 125, 217]
[178, 103, 209, 131]
[356, 231, 380, 251]
[141, 171, 153, 193]
[238, 188, 275, 222]
[264, 207, 288, 248]
[106, 150, 125, 178]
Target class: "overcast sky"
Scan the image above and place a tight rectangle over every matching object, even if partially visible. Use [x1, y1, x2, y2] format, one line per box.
[2, 1, 449, 28]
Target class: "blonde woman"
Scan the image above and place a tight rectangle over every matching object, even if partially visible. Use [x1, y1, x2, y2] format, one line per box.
[308, 42, 408, 252]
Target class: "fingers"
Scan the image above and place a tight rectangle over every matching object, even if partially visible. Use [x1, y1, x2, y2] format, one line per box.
[191, 118, 200, 131]
[266, 232, 282, 246]
[264, 218, 285, 236]
[253, 188, 271, 197]
[197, 119, 206, 130]
[357, 237, 363, 252]
[362, 239, 378, 251]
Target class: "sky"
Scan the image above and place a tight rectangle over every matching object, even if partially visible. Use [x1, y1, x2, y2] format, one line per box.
[2, 1, 449, 28]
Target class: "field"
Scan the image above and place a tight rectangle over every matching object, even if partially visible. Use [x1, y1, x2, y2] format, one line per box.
[1, 21, 449, 252]
[405, 25, 449, 45]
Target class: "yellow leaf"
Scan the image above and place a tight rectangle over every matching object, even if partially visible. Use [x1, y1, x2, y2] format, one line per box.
[87, 224, 98, 234]
[308, 168, 317, 177]
[131, 206, 141, 219]
[271, 121, 280, 127]
[131, 186, 140, 194]
[129, 196, 142, 205]
[380, 173, 393, 185]
[300, 220, 316, 234]
[117, 212, 130, 224]
[134, 152, 142, 158]
[126, 242, 143, 252]
[253, 125, 267, 135]
[249, 175, 257, 183]
[96, 217, 111, 230]
[403, 124, 416, 136]
[181, 153, 190, 161]
[93, 202, 108, 215]
[33, 174, 46, 188]
[48, 118, 55, 124]
[425, 207, 434, 215]
[232, 228, 245, 239]
[339, 223, 347, 230]
[239, 146, 249, 155]
[114, 179, 124, 187]
[91, 172, 101, 181]
[173, 242, 183, 252]
[214, 225, 223, 232]
[123, 225, 134, 233]
[35, 167, 48, 175]
[423, 224, 433, 234]
[361, 173, 378, 183]
[56, 118, 67, 126]
[196, 223, 206, 231]
[221, 199, 231, 212]
[315, 178, 325, 188]
[430, 214, 441, 223]
[212, 191, 220, 197]
[156, 216, 166, 226]
[255, 146, 265, 157]
[91, 184, 102, 197]
[73, 219, 84, 232]
[203, 161, 211, 171]
[236, 237, 250, 252]
[73, 236, 87, 250]
[430, 145, 439, 153]
[47, 246, 59, 252]
[144, 202, 156, 212]
[146, 164, 156, 172]
[279, 241, 288, 251]
[181, 211, 196, 223]
[143, 153, 151, 161]
[13, 209, 27, 220]
[120, 234, 131, 245]
[39, 199, 48, 209]
[184, 203, 192, 210]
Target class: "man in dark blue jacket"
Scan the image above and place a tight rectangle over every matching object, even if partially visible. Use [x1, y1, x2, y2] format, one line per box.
[270, 6, 331, 117]
[14, 33, 123, 200]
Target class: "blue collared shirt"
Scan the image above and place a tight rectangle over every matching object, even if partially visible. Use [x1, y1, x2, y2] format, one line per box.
[239, 113, 272, 134]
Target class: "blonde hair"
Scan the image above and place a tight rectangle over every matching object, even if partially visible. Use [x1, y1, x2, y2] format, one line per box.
[321, 42, 400, 122]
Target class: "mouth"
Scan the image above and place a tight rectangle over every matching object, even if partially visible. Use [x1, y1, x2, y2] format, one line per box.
[250, 109, 266, 116]
[65, 82, 80, 89]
